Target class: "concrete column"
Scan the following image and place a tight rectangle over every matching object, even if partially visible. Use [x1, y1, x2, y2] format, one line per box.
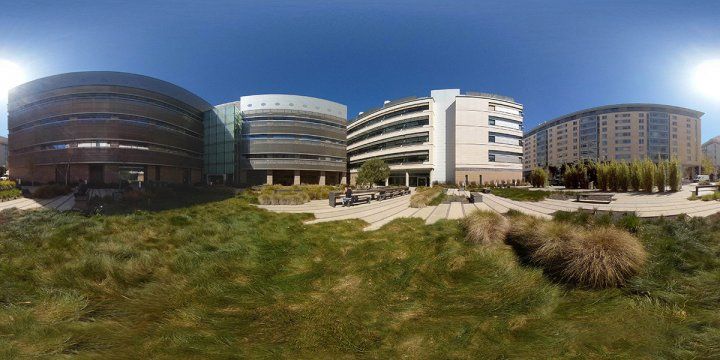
[405, 172, 410, 187]
[341, 173, 347, 185]
[385, 178, 389, 186]
[266, 170, 273, 185]
[238, 170, 247, 185]
[293, 170, 301, 185]
[319, 171, 326, 185]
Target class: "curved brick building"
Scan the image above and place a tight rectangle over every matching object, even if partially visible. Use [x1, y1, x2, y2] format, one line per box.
[7, 71, 212, 185]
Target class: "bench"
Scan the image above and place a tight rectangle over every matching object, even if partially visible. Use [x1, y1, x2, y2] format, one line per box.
[377, 186, 410, 200]
[329, 190, 377, 207]
[576, 193, 615, 204]
[694, 184, 719, 196]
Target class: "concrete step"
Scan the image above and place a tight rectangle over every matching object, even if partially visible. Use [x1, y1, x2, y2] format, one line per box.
[426, 204, 451, 224]
[364, 207, 422, 231]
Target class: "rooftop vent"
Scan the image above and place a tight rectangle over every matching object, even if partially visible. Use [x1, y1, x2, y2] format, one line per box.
[383, 100, 391, 105]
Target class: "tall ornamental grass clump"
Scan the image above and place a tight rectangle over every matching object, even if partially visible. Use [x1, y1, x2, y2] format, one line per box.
[529, 168, 548, 188]
[629, 160, 642, 192]
[562, 163, 588, 189]
[655, 161, 667, 193]
[668, 158, 682, 192]
[506, 214, 647, 288]
[461, 210, 510, 245]
[619, 162, 630, 192]
[596, 163, 609, 192]
[640, 159, 655, 193]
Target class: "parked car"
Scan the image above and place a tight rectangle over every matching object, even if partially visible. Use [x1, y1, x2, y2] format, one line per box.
[694, 174, 710, 183]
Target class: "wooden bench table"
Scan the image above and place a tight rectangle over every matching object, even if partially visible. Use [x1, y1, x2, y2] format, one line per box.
[576, 193, 615, 204]
[694, 184, 719, 196]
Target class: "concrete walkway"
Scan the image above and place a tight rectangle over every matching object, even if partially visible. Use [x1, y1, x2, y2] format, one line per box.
[0, 194, 76, 212]
[0, 188, 120, 213]
[257, 185, 720, 231]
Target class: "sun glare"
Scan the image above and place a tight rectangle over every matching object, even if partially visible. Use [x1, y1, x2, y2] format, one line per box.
[693, 59, 720, 101]
[0, 59, 25, 96]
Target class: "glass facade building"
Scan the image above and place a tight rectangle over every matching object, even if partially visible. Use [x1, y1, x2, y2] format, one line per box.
[203, 103, 240, 184]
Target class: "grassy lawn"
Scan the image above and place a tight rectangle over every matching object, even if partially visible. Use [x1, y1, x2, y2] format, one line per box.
[1, 192, 719, 358]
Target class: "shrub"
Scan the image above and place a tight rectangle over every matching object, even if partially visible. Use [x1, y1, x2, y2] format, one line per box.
[529, 168, 548, 188]
[0, 180, 16, 190]
[700, 192, 720, 201]
[410, 186, 444, 208]
[32, 184, 72, 199]
[655, 161, 666, 193]
[0, 188, 21, 200]
[257, 191, 310, 205]
[461, 210, 510, 245]
[507, 215, 647, 288]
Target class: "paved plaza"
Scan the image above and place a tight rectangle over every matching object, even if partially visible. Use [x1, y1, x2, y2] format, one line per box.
[258, 186, 720, 231]
[0, 189, 116, 213]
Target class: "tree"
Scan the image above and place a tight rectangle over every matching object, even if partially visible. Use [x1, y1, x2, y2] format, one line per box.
[701, 156, 716, 176]
[529, 168, 548, 188]
[356, 159, 390, 187]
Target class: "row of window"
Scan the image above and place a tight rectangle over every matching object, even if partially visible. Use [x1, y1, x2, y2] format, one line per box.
[12, 93, 203, 121]
[242, 115, 346, 129]
[347, 117, 429, 145]
[242, 134, 345, 145]
[488, 150, 523, 163]
[15, 140, 201, 158]
[10, 113, 201, 137]
[347, 135, 429, 158]
[349, 152, 430, 169]
[243, 153, 346, 162]
[489, 116, 523, 130]
[348, 104, 430, 135]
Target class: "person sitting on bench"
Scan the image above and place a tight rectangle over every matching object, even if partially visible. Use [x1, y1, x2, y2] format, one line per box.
[75, 179, 88, 198]
[342, 186, 353, 207]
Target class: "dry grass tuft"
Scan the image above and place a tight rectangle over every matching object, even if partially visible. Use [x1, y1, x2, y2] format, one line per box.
[461, 210, 510, 245]
[409, 187, 444, 208]
[561, 227, 647, 288]
[506, 215, 647, 288]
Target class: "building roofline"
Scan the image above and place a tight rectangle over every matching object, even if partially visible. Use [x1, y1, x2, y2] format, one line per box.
[9, 71, 213, 112]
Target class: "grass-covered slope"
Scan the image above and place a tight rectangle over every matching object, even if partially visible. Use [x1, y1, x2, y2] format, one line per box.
[0, 196, 719, 358]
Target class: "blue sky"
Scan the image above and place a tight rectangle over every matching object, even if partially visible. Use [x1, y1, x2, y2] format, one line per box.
[1, 0, 719, 140]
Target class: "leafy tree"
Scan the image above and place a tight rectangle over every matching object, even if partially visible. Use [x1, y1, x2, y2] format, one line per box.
[701, 156, 716, 176]
[356, 159, 390, 187]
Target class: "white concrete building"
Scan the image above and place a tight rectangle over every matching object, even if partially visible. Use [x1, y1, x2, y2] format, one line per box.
[702, 135, 720, 179]
[347, 89, 524, 186]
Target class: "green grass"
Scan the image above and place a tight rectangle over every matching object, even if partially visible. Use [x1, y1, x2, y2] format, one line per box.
[0, 192, 719, 358]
